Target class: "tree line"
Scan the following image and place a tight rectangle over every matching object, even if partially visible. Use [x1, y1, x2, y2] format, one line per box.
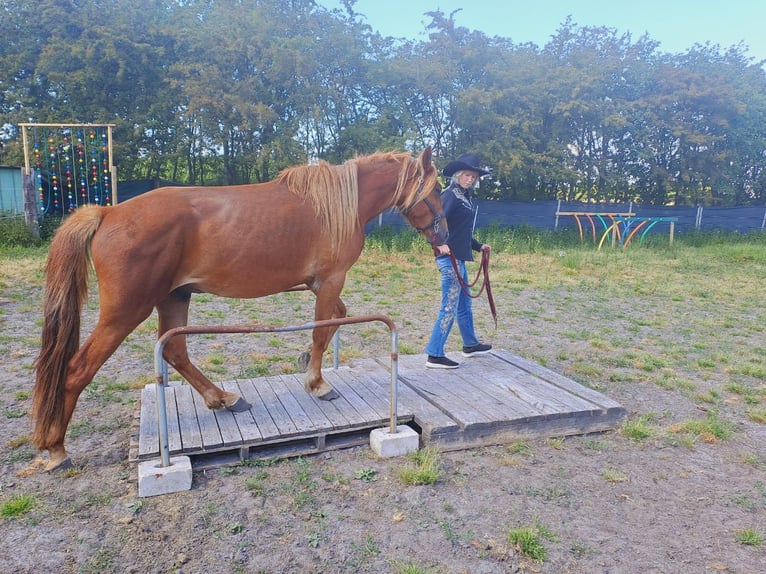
[1, 0, 765, 206]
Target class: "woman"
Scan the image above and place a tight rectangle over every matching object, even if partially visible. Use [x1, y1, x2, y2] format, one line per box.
[425, 153, 493, 369]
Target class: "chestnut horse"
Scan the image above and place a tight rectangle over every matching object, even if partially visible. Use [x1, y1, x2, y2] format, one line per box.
[32, 148, 447, 471]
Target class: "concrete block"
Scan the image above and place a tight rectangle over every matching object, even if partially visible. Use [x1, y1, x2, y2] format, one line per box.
[138, 456, 193, 497]
[370, 425, 420, 458]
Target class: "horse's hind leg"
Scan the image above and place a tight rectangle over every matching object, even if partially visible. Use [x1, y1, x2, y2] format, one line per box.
[43, 314, 150, 471]
[156, 291, 250, 411]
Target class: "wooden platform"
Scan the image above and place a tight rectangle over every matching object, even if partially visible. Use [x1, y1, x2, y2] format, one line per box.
[130, 349, 626, 468]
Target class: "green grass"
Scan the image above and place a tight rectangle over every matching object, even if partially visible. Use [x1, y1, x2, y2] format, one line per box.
[735, 528, 763, 546]
[397, 447, 443, 485]
[620, 414, 657, 442]
[507, 522, 557, 562]
[1, 494, 37, 518]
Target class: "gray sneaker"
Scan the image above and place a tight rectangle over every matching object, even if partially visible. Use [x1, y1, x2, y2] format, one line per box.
[461, 343, 492, 357]
[425, 355, 459, 369]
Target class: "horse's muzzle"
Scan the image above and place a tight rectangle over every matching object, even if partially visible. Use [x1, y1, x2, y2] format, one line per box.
[431, 223, 449, 246]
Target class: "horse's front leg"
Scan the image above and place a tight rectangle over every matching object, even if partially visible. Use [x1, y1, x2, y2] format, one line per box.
[297, 297, 347, 373]
[157, 292, 251, 412]
[304, 289, 347, 400]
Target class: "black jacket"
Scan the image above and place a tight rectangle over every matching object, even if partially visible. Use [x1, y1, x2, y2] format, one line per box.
[440, 183, 482, 261]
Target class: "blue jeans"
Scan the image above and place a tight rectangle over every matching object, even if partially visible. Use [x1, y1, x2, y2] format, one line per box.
[425, 256, 480, 357]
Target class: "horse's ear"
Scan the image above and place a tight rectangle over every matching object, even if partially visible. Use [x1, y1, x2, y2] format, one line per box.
[420, 146, 432, 169]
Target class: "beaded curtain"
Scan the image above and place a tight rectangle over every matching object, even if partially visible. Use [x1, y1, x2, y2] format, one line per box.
[29, 125, 113, 215]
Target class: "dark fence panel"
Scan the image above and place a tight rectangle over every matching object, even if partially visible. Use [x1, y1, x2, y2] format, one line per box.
[365, 200, 766, 235]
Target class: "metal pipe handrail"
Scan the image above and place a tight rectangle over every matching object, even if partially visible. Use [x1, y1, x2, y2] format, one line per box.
[152, 314, 399, 467]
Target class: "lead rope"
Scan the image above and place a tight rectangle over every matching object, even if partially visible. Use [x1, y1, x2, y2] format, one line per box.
[449, 250, 497, 328]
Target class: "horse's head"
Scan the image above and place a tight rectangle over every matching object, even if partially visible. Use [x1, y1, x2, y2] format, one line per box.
[399, 147, 449, 246]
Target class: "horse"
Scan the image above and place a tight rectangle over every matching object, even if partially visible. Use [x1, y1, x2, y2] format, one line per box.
[31, 147, 448, 471]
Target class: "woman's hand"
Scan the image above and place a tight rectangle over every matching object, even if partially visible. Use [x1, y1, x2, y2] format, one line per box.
[436, 244, 451, 256]
[481, 244, 491, 253]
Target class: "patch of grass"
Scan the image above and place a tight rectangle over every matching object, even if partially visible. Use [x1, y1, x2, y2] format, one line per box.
[66, 419, 96, 438]
[354, 467, 377, 482]
[583, 438, 610, 451]
[397, 447, 443, 486]
[6, 435, 30, 449]
[438, 518, 474, 544]
[525, 481, 572, 502]
[506, 439, 533, 456]
[620, 414, 656, 442]
[79, 547, 116, 574]
[734, 528, 763, 546]
[746, 408, 766, 424]
[545, 437, 565, 450]
[1, 494, 37, 518]
[601, 468, 629, 483]
[391, 561, 437, 574]
[740, 452, 763, 468]
[668, 410, 734, 444]
[244, 469, 268, 496]
[4, 446, 35, 463]
[507, 522, 557, 562]
[289, 457, 318, 510]
[3, 408, 26, 419]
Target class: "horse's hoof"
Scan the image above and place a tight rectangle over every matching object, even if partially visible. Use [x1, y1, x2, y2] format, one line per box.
[46, 456, 73, 473]
[226, 397, 252, 412]
[316, 388, 339, 401]
[297, 351, 310, 372]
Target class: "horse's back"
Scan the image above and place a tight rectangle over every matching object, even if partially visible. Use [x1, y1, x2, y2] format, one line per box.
[89, 181, 330, 300]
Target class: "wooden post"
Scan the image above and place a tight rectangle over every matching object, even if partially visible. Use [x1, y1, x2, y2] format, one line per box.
[22, 169, 40, 240]
[107, 125, 118, 204]
[669, 221, 675, 245]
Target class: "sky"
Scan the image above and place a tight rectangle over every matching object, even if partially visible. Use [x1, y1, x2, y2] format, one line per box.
[320, 0, 766, 64]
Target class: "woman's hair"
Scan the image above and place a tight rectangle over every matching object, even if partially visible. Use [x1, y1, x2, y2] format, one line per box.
[450, 170, 481, 189]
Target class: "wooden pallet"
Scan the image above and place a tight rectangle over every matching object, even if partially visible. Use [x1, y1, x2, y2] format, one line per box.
[130, 350, 626, 468]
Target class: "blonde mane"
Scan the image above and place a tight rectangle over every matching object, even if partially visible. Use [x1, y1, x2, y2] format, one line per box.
[277, 152, 434, 253]
[277, 160, 359, 254]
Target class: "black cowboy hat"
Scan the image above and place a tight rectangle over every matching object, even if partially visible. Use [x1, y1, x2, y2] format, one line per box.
[442, 153, 490, 177]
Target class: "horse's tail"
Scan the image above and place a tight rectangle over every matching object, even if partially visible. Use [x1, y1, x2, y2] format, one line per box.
[32, 205, 105, 450]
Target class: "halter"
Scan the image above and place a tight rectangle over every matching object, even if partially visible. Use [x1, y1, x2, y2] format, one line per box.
[400, 172, 446, 243]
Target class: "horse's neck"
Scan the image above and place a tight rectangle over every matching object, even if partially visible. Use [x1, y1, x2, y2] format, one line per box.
[356, 160, 406, 220]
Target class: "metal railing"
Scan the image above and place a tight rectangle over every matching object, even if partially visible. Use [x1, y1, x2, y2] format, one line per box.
[152, 314, 399, 467]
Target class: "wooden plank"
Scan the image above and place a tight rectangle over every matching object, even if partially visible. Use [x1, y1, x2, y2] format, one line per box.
[278, 375, 336, 430]
[395, 357, 496, 427]
[337, 367, 392, 421]
[493, 350, 625, 411]
[297, 372, 358, 430]
[367, 359, 460, 436]
[262, 376, 315, 433]
[164, 385, 183, 454]
[190, 384, 224, 449]
[236, 379, 279, 441]
[200, 382, 242, 446]
[221, 381, 262, 443]
[173, 384, 203, 452]
[456, 357, 589, 416]
[503, 370, 602, 414]
[138, 385, 158, 457]
[322, 369, 384, 424]
[415, 367, 513, 427]
[253, 375, 300, 437]
[320, 370, 381, 427]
